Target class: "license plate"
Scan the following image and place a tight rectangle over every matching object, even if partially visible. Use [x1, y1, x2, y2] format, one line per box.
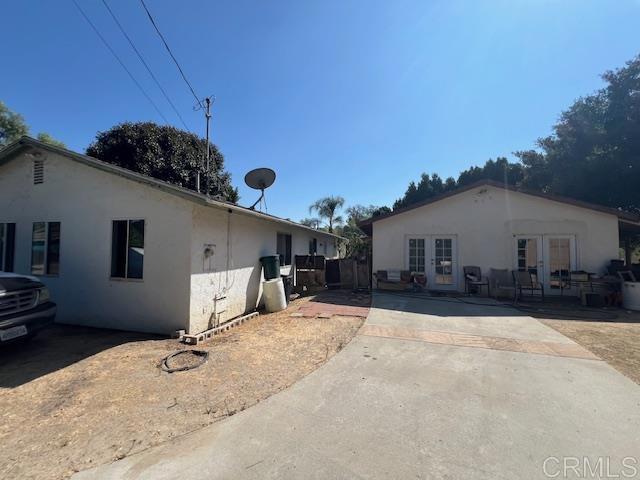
[0, 325, 28, 341]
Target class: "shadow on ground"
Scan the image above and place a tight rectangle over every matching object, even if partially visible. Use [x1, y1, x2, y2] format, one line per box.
[373, 289, 637, 322]
[306, 290, 371, 307]
[0, 325, 162, 388]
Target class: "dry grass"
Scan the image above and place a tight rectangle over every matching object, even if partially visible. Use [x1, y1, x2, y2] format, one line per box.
[0, 295, 365, 480]
[541, 309, 640, 385]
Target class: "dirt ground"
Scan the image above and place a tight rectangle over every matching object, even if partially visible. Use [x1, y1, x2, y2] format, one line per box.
[540, 308, 640, 385]
[0, 293, 368, 480]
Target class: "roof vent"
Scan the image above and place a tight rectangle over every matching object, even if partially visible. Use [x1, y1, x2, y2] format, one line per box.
[33, 159, 44, 184]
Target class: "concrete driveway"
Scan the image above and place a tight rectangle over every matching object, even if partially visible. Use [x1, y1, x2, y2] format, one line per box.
[76, 293, 640, 479]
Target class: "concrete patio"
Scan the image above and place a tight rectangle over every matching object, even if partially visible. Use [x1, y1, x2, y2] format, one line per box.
[75, 292, 640, 480]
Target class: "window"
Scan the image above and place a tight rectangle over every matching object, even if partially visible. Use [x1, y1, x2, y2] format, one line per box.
[408, 238, 425, 273]
[31, 222, 61, 275]
[0, 223, 16, 272]
[309, 238, 317, 255]
[277, 233, 292, 266]
[111, 220, 145, 279]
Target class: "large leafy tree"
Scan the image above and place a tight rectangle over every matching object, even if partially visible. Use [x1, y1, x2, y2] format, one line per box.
[515, 55, 640, 213]
[1, 100, 65, 148]
[391, 54, 640, 217]
[86, 122, 238, 202]
[309, 195, 345, 233]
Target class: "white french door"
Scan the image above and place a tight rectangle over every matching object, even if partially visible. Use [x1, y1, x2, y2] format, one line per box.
[514, 235, 544, 285]
[431, 236, 457, 290]
[544, 235, 577, 295]
[406, 235, 457, 290]
[514, 235, 577, 295]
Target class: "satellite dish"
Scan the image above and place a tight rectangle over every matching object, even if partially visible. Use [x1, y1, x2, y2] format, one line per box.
[244, 167, 276, 211]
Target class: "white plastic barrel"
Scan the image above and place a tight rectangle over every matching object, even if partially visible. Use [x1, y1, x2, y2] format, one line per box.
[623, 282, 640, 311]
[263, 277, 287, 313]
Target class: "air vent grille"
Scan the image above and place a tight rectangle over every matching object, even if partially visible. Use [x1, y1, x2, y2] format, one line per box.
[33, 159, 44, 184]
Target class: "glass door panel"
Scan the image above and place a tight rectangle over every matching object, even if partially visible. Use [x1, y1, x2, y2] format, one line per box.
[433, 237, 456, 287]
[408, 238, 426, 273]
[544, 236, 576, 294]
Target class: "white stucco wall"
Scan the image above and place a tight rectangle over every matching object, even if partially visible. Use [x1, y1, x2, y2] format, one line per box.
[188, 205, 338, 334]
[0, 151, 192, 334]
[372, 185, 620, 291]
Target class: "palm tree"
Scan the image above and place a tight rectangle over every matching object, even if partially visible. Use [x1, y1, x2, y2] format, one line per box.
[309, 196, 345, 233]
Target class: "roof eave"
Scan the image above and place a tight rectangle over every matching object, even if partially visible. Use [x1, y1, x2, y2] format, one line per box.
[358, 179, 640, 226]
[0, 136, 344, 240]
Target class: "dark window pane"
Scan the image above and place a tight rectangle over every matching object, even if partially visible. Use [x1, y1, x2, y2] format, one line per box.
[0, 224, 4, 271]
[285, 234, 291, 265]
[31, 222, 46, 275]
[277, 233, 292, 266]
[46, 222, 60, 275]
[127, 220, 145, 279]
[5, 223, 15, 272]
[111, 221, 128, 278]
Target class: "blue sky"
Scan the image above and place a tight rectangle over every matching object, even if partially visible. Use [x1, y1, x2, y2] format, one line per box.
[3, 1, 639, 222]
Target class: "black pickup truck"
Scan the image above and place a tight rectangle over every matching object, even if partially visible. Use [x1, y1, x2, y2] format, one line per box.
[0, 273, 56, 344]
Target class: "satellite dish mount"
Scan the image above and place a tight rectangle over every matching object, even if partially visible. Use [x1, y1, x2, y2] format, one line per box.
[244, 168, 276, 212]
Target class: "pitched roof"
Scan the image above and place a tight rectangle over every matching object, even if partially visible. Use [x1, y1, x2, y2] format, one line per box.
[358, 179, 640, 235]
[0, 136, 342, 239]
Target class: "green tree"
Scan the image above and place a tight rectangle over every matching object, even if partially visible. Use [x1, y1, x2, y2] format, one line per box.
[0, 101, 29, 146]
[516, 55, 640, 213]
[86, 122, 238, 202]
[341, 204, 388, 257]
[457, 157, 524, 187]
[309, 196, 345, 233]
[36, 132, 66, 148]
[393, 173, 458, 210]
[345, 204, 383, 224]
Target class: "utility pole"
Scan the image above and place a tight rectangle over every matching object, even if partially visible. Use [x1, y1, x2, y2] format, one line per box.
[195, 96, 213, 194]
[204, 96, 212, 196]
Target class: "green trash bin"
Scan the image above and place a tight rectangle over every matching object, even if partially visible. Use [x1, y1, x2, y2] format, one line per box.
[260, 255, 280, 280]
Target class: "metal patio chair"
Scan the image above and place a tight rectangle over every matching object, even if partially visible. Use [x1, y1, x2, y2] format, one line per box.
[463, 266, 489, 296]
[512, 270, 545, 301]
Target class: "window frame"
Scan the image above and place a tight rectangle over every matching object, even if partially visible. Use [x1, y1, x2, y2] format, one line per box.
[407, 237, 426, 274]
[0, 223, 16, 272]
[31, 221, 61, 276]
[110, 219, 146, 281]
[277, 232, 292, 266]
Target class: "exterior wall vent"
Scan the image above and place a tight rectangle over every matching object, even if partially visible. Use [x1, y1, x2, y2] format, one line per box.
[33, 159, 44, 184]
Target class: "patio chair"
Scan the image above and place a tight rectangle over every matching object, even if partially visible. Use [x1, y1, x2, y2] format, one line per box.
[512, 270, 544, 301]
[463, 266, 489, 296]
[489, 268, 517, 300]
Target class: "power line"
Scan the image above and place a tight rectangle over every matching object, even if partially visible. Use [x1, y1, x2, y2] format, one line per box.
[139, 0, 204, 110]
[71, 0, 170, 124]
[100, 0, 192, 132]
